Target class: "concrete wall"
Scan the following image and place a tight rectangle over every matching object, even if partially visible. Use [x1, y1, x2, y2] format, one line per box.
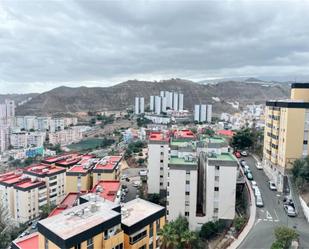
[299, 195, 309, 223]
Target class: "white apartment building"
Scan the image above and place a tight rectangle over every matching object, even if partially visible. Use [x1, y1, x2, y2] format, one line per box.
[155, 96, 161, 115]
[150, 91, 184, 114]
[0, 100, 15, 126]
[150, 96, 155, 111]
[10, 131, 46, 149]
[194, 104, 213, 123]
[48, 127, 83, 146]
[147, 132, 170, 194]
[167, 134, 237, 230]
[0, 126, 9, 153]
[134, 97, 145, 115]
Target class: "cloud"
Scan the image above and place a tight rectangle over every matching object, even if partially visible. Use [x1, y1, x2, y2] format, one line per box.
[0, 0, 309, 93]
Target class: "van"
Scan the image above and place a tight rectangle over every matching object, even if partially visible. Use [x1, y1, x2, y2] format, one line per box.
[256, 195, 264, 207]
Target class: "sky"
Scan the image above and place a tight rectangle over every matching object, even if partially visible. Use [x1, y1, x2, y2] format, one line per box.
[1, 0, 309, 93]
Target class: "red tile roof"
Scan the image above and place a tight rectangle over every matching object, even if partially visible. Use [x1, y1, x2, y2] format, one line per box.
[91, 180, 120, 202]
[14, 232, 39, 249]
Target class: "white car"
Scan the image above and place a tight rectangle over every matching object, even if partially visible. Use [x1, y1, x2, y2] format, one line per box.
[256, 195, 264, 207]
[269, 181, 277, 191]
[254, 186, 261, 197]
[284, 205, 297, 217]
[251, 181, 257, 188]
[139, 169, 148, 176]
[241, 151, 248, 157]
[255, 162, 263, 170]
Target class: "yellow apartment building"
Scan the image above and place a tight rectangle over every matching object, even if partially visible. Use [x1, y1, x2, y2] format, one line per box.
[92, 156, 122, 184]
[263, 83, 309, 191]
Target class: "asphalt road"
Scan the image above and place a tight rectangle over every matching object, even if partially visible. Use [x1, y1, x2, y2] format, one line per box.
[238, 156, 309, 249]
[121, 167, 146, 202]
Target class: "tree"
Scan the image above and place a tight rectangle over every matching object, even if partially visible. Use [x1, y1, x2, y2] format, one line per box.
[234, 216, 246, 231]
[231, 128, 254, 150]
[40, 204, 56, 219]
[292, 156, 309, 191]
[199, 220, 226, 240]
[159, 223, 178, 249]
[271, 226, 298, 249]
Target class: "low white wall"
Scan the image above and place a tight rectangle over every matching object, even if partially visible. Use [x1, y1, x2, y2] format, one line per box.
[299, 195, 309, 223]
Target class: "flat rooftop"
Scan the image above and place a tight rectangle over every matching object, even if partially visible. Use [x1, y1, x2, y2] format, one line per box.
[24, 164, 65, 176]
[216, 130, 235, 137]
[14, 178, 45, 190]
[121, 198, 165, 227]
[169, 156, 197, 165]
[170, 139, 195, 148]
[209, 153, 236, 161]
[148, 131, 169, 142]
[49, 192, 84, 217]
[208, 152, 238, 167]
[94, 155, 122, 171]
[13, 232, 39, 249]
[174, 129, 196, 139]
[39, 200, 120, 240]
[91, 180, 120, 202]
[0, 171, 23, 186]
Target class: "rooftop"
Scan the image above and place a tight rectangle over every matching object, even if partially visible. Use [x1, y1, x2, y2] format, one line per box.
[39, 200, 120, 240]
[174, 129, 196, 140]
[49, 192, 84, 217]
[0, 171, 23, 186]
[14, 178, 45, 190]
[169, 156, 197, 165]
[94, 155, 122, 171]
[13, 232, 39, 249]
[121, 198, 165, 227]
[208, 152, 236, 161]
[170, 138, 195, 147]
[91, 180, 121, 202]
[43, 153, 81, 165]
[216, 130, 235, 137]
[24, 164, 65, 176]
[148, 131, 169, 142]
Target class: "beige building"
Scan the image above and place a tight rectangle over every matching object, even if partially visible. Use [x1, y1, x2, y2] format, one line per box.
[12, 196, 166, 249]
[93, 156, 122, 183]
[263, 83, 309, 191]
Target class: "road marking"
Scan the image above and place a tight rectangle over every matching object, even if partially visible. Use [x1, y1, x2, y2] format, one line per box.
[263, 219, 268, 221]
[276, 194, 281, 197]
[274, 220, 279, 222]
[266, 210, 273, 220]
[274, 209, 279, 221]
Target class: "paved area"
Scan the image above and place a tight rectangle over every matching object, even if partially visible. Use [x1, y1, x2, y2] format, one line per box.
[121, 167, 146, 202]
[238, 156, 309, 249]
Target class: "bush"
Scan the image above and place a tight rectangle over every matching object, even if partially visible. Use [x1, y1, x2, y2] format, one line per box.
[200, 220, 226, 240]
[271, 226, 298, 249]
[234, 216, 246, 231]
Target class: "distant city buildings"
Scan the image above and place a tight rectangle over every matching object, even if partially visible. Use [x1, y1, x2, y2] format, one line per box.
[150, 91, 184, 114]
[10, 131, 46, 149]
[48, 126, 83, 146]
[194, 104, 212, 123]
[263, 83, 309, 192]
[0, 99, 15, 126]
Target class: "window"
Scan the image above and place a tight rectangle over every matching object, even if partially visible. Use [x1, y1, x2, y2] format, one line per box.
[129, 230, 147, 245]
[185, 212, 189, 217]
[160, 159, 163, 163]
[215, 166, 220, 170]
[156, 219, 160, 232]
[139, 246, 146, 249]
[185, 191, 190, 196]
[87, 238, 93, 249]
[160, 152, 164, 155]
[214, 187, 219, 191]
[160, 182, 163, 186]
[149, 222, 154, 238]
[214, 208, 219, 213]
[186, 171, 190, 175]
[74, 244, 81, 249]
[160, 175, 163, 178]
[304, 140, 308, 145]
[44, 238, 49, 249]
[185, 180, 190, 184]
[113, 244, 123, 249]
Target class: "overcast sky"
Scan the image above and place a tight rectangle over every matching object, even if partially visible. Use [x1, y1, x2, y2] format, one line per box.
[1, 0, 309, 93]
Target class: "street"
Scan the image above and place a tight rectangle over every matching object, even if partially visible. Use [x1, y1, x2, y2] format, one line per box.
[121, 167, 146, 202]
[239, 156, 309, 249]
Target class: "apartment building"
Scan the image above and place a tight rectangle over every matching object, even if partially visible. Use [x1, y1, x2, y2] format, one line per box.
[65, 155, 96, 193]
[48, 126, 83, 146]
[10, 131, 46, 149]
[93, 155, 122, 183]
[0, 126, 9, 153]
[13, 178, 47, 223]
[263, 83, 309, 191]
[122, 198, 165, 249]
[13, 196, 165, 249]
[0, 99, 15, 126]
[147, 132, 170, 194]
[23, 164, 66, 205]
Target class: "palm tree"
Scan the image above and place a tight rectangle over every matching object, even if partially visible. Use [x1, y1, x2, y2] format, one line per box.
[158, 223, 178, 249]
[180, 230, 197, 249]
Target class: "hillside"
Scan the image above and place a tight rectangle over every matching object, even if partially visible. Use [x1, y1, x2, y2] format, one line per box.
[16, 79, 290, 115]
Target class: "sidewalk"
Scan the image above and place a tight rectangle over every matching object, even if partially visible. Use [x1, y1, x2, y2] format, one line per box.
[227, 156, 258, 249]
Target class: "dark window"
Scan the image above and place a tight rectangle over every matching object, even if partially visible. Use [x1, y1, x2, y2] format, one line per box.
[215, 166, 220, 170]
[87, 238, 93, 249]
[160, 152, 164, 155]
[186, 171, 190, 175]
[185, 180, 190, 184]
[129, 230, 147, 245]
[160, 159, 163, 163]
[185, 191, 190, 195]
[304, 140, 308, 145]
[214, 187, 219, 191]
[74, 244, 81, 249]
[185, 212, 189, 216]
[149, 222, 154, 238]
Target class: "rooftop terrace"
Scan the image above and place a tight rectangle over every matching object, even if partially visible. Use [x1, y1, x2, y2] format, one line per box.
[169, 156, 197, 165]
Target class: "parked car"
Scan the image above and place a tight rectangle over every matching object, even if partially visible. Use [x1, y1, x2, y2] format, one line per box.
[234, 151, 241, 158]
[121, 174, 128, 181]
[139, 169, 148, 176]
[251, 181, 257, 188]
[246, 172, 253, 180]
[256, 195, 264, 207]
[255, 162, 263, 170]
[133, 180, 141, 187]
[254, 186, 261, 196]
[31, 222, 37, 230]
[269, 181, 277, 191]
[284, 205, 297, 217]
[241, 151, 248, 157]
[283, 197, 295, 208]
[240, 159, 246, 167]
